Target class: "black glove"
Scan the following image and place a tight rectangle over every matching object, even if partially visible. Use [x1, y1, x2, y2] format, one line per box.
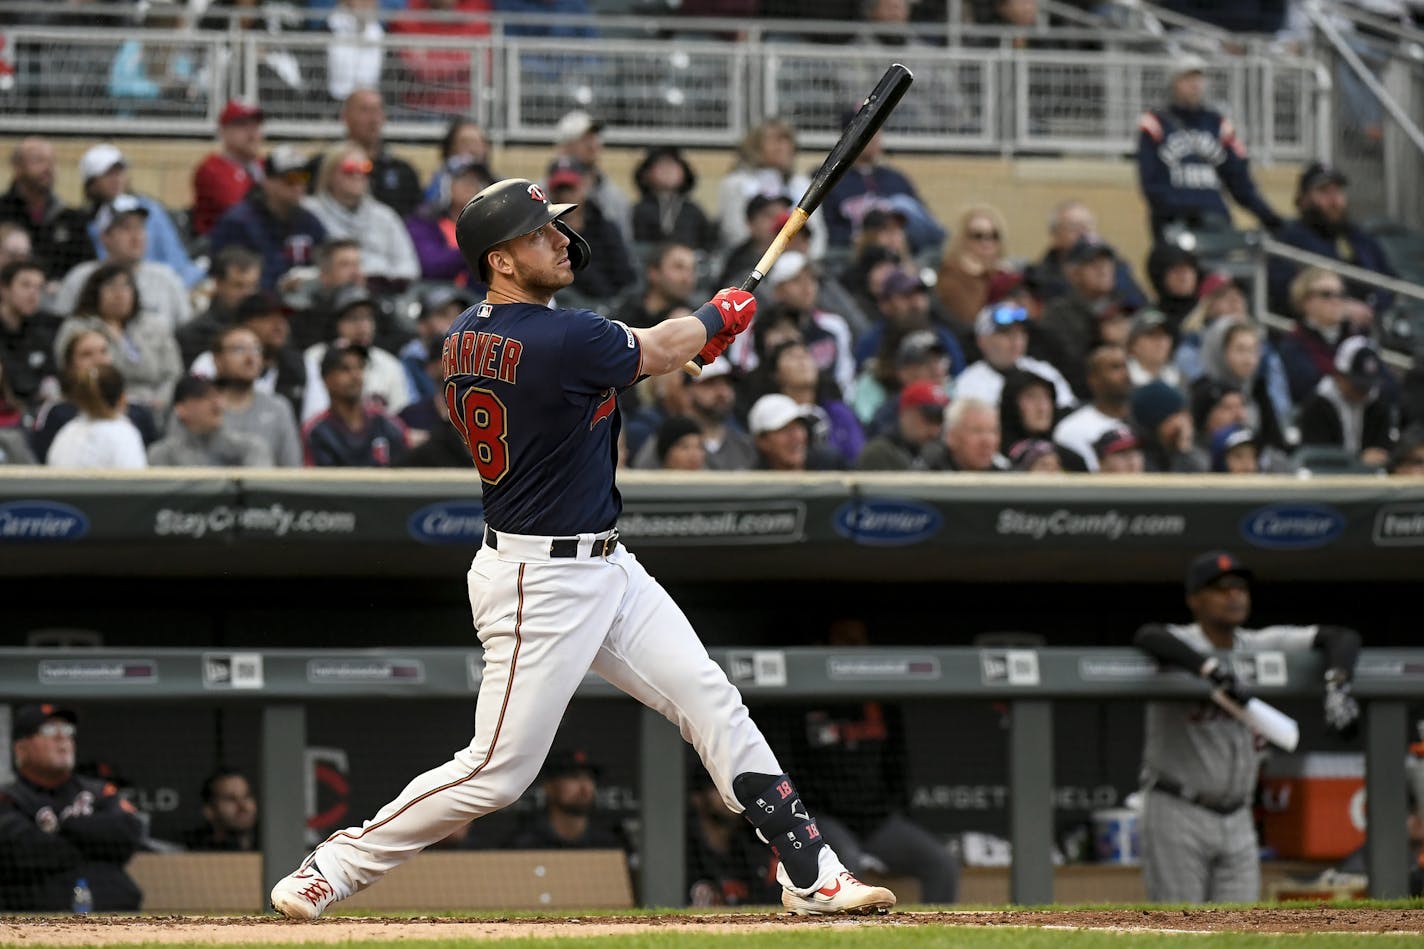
[1201, 656, 1249, 704]
[1323, 668, 1360, 739]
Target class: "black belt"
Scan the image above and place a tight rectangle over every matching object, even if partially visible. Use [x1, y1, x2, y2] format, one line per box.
[483, 527, 619, 559]
[1149, 778, 1246, 816]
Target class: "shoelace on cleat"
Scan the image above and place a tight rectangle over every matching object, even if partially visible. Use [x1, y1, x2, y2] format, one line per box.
[297, 877, 333, 905]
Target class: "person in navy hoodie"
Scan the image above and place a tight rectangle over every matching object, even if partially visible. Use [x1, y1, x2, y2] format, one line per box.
[1137, 54, 1282, 241]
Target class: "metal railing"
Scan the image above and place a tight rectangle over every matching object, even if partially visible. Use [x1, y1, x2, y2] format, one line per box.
[2, 646, 1417, 907]
[0, 17, 1322, 160]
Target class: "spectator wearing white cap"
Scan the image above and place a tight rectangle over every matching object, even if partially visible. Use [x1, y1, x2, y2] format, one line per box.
[954, 301, 1075, 410]
[192, 99, 265, 237]
[54, 195, 192, 333]
[553, 110, 632, 245]
[1296, 336, 1396, 467]
[77, 144, 204, 289]
[727, 251, 854, 397]
[748, 392, 842, 471]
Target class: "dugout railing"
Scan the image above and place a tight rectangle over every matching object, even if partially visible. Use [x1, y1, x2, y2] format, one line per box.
[0, 646, 1417, 907]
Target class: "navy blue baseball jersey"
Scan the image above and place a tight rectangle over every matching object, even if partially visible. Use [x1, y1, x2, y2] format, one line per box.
[442, 301, 642, 535]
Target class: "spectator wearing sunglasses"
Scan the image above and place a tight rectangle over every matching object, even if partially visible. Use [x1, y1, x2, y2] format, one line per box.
[210, 146, 328, 291]
[1277, 267, 1368, 404]
[954, 302, 1075, 410]
[303, 145, 420, 289]
[0, 704, 143, 911]
[935, 205, 1015, 337]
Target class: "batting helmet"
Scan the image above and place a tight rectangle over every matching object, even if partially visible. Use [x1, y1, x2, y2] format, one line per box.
[455, 178, 590, 282]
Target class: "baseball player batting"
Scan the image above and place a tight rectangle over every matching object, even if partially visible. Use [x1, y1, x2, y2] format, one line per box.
[270, 179, 896, 918]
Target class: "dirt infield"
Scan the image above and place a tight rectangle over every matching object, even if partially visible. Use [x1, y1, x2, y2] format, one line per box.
[2, 908, 1422, 944]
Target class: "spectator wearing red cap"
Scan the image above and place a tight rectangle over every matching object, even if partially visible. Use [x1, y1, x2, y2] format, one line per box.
[543, 158, 635, 304]
[1093, 426, 1145, 474]
[855, 379, 950, 470]
[1296, 336, 1396, 467]
[0, 703, 144, 911]
[192, 99, 265, 237]
[855, 326, 957, 440]
[1171, 269, 1248, 384]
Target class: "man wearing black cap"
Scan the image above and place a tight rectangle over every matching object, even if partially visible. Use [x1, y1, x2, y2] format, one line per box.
[0, 704, 143, 911]
[1039, 236, 1130, 399]
[147, 375, 271, 467]
[1295, 335, 1396, 467]
[210, 145, 328, 291]
[1267, 161, 1396, 318]
[505, 749, 629, 852]
[303, 342, 407, 467]
[1131, 552, 1363, 904]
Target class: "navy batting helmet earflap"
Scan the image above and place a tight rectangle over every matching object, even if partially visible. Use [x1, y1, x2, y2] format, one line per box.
[455, 178, 590, 282]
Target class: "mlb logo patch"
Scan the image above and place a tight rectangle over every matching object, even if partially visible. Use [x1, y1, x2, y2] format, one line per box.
[476, 303, 493, 319]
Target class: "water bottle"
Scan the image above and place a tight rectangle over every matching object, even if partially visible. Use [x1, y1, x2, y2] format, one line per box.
[71, 877, 92, 915]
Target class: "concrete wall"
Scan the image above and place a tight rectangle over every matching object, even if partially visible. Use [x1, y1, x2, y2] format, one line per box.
[2, 136, 1301, 286]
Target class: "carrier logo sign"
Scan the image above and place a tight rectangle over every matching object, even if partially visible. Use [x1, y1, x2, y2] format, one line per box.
[1373, 503, 1424, 546]
[0, 501, 89, 542]
[833, 498, 941, 546]
[407, 502, 485, 545]
[1239, 504, 1345, 550]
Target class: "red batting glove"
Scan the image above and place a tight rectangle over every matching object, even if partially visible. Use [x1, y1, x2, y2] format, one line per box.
[709, 287, 756, 336]
[697, 328, 734, 365]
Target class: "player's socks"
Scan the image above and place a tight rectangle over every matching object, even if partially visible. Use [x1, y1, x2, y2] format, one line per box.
[732, 771, 824, 889]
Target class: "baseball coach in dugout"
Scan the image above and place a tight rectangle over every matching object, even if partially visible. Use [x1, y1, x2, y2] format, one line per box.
[270, 178, 897, 918]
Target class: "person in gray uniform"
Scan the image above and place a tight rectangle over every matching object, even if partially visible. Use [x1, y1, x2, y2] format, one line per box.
[1132, 550, 1362, 903]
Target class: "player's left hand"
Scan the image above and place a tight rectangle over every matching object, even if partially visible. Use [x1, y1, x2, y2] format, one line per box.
[1323, 669, 1360, 738]
[697, 329, 734, 365]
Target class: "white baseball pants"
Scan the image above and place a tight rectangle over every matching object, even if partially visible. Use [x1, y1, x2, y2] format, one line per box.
[311, 532, 784, 895]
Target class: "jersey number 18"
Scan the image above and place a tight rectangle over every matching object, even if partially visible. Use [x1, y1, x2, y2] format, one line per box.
[445, 383, 510, 485]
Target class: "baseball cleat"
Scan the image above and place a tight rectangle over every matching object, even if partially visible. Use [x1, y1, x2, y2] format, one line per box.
[270, 860, 341, 919]
[782, 871, 897, 916]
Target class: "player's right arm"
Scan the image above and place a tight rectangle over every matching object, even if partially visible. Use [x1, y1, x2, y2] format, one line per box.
[631, 288, 755, 377]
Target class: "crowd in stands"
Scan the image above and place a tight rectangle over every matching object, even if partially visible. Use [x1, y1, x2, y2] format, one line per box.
[0, 60, 1422, 475]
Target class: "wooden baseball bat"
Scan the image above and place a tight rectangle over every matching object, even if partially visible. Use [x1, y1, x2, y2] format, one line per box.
[1211, 688, 1300, 751]
[684, 63, 915, 376]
